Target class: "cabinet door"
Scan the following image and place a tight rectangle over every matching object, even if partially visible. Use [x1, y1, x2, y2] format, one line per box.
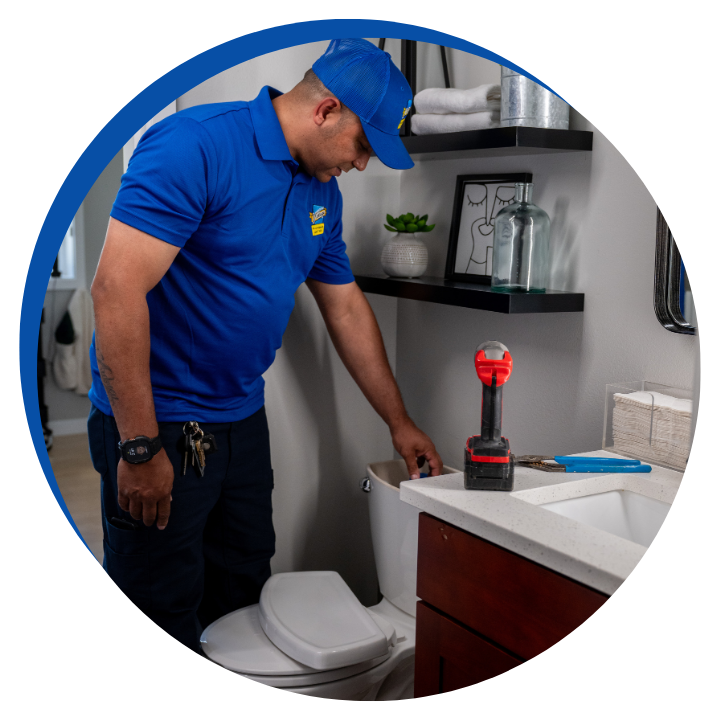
[417, 513, 608, 659]
[415, 601, 523, 698]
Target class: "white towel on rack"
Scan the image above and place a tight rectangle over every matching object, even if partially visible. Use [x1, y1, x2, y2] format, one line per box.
[414, 84, 501, 115]
[70, 288, 94, 395]
[52, 288, 95, 395]
[411, 111, 500, 135]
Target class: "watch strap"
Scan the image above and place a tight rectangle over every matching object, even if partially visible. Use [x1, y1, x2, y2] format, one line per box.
[147, 435, 163, 456]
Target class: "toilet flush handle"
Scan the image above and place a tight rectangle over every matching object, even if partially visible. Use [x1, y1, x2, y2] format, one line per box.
[360, 477, 372, 493]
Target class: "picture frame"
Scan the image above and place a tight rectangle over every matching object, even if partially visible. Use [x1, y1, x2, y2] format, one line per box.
[444, 173, 533, 285]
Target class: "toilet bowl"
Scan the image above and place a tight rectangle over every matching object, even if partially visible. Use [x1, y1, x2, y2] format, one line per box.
[200, 459, 459, 701]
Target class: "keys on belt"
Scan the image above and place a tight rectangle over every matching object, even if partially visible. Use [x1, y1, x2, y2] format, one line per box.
[182, 421, 218, 477]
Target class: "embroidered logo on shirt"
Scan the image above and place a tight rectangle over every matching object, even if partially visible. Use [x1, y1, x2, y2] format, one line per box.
[398, 100, 412, 130]
[310, 205, 327, 236]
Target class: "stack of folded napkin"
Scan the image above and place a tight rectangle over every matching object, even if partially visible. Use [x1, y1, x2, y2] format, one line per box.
[411, 84, 501, 135]
[612, 391, 692, 470]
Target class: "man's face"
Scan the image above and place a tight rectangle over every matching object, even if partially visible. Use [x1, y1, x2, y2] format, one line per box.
[301, 112, 373, 183]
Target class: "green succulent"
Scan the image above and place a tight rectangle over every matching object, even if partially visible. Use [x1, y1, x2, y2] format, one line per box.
[385, 212, 435, 233]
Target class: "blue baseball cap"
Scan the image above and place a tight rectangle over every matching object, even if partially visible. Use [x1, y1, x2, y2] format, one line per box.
[312, 39, 414, 170]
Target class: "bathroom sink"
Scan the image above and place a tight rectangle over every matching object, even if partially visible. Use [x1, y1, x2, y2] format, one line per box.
[540, 490, 671, 547]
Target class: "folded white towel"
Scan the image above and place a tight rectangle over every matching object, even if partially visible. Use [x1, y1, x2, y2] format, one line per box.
[414, 84, 501, 115]
[611, 390, 692, 469]
[411, 111, 500, 135]
[613, 391, 692, 416]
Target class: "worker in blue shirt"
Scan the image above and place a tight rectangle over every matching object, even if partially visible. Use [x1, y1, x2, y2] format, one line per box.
[87, 38, 442, 650]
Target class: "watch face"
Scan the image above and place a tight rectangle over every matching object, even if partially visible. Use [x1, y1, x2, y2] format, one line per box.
[125, 439, 151, 463]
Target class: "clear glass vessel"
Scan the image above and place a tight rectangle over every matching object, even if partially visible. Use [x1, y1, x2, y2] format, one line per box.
[491, 183, 550, 293]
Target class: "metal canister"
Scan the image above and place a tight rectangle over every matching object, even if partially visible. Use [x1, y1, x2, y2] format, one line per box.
[500, 66, 569, 130]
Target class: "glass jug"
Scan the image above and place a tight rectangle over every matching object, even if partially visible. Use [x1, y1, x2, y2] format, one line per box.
[491, 183, 550, 293]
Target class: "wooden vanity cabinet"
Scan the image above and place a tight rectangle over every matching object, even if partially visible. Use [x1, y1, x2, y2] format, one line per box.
[414, 513, 609, 697]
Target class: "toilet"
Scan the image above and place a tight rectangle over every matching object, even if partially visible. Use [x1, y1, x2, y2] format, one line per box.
[200, 459, 458, 700]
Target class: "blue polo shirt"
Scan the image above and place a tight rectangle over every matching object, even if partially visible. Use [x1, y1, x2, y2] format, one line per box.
[88, 87, 355, 422]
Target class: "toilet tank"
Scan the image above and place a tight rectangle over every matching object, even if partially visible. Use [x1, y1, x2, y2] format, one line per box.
[365, 460, 460, 617]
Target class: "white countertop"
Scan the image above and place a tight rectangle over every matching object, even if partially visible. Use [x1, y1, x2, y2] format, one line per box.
[400, 451, 682, 595]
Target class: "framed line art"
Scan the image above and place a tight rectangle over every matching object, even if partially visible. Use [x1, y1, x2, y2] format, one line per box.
[444, 173, 533, 284]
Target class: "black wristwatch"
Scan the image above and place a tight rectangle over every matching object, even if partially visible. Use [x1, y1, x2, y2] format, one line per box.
[118, 435, 163, 464]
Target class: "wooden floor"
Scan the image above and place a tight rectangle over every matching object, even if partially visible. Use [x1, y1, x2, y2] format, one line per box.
[48, 433, 103, 562]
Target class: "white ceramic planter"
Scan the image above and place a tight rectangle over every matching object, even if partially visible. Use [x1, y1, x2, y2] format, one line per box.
[380, 233, 428, 278]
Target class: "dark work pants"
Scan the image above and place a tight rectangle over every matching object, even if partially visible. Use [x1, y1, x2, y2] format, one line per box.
[87, 404, 275, 651]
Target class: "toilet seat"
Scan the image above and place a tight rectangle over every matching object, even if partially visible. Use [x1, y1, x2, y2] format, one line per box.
[201, 572, 398, 689]
[259, 571, 395, 670]
[200, 604, 394, 688]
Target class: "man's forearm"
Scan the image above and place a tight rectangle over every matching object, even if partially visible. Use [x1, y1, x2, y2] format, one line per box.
[319, 290, 409, 431]
[93, 288, 159, 441]
[308, 279, 443, 476]
[90, 218, 180, 528]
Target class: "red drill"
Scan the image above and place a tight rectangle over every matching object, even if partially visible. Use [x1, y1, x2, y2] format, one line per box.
[464, 341, 515, 491]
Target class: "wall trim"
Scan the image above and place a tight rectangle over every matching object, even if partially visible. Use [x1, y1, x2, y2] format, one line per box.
[48, 417, 88, 437]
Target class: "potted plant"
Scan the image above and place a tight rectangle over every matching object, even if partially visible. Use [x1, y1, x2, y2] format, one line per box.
[381, 212, 436, 278]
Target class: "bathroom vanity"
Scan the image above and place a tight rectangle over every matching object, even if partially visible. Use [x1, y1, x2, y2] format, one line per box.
[413, 513, 606, 694]
[400, 452, 682, 697]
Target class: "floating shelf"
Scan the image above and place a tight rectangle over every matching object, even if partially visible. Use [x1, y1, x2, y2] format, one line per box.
[373, 127, 593, 161]
[355, 275, 585, 314]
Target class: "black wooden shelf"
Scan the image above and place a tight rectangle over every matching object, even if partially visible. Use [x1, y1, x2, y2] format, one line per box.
[378, 127, 593, 161]
[355, 275, 585, 314]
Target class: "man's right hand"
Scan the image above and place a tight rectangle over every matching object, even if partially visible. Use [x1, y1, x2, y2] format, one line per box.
[117, 449, 175, 530]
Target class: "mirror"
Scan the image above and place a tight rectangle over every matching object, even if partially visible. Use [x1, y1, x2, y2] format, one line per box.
[678, 261, 696, 327]
[654, 209, 697, 335]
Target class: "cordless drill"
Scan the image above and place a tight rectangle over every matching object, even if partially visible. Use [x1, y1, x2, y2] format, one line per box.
[464, 341, 515, 491]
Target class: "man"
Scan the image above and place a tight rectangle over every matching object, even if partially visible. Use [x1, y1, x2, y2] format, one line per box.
[88, 38, 442, 651]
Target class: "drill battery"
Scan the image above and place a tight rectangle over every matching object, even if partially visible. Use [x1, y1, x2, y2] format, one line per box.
[464, 435, 514, 491]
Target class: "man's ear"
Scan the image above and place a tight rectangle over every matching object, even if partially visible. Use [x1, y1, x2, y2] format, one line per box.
[313, 97, 343, 127]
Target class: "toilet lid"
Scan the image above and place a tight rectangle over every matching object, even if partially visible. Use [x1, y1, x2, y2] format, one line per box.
[200, 604, 392, 688]
[259, 571, 393, 670]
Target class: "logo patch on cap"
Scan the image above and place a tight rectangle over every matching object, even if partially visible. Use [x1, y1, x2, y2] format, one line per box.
[310, 205, 327, 236]
[398, 100, 412, 129]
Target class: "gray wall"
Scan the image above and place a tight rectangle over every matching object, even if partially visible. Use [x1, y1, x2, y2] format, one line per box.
[84, 150, 123, 287]
[393, 133, 697, 468]
[385, 51, 697, 467]
[42, 150, 123, 426]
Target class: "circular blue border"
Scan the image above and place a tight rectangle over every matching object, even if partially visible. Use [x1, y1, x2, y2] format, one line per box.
[20, 19, 548, 545]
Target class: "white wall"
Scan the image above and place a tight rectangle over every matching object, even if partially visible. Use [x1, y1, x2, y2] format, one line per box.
[176, 41, 328, 106]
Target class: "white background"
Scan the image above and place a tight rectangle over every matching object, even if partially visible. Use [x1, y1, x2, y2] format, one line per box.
[2, 2, 718, 717]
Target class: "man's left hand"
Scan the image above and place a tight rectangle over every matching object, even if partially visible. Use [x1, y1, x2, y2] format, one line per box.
[391, 419, 443, 479]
